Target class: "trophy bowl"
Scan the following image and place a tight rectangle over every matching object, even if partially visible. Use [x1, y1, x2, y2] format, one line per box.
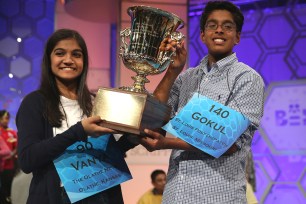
[120, 5, 185, 93]
[92, 6, 185, 135]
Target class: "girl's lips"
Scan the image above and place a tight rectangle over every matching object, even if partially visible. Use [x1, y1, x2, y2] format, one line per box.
[60, 67, 76, 70]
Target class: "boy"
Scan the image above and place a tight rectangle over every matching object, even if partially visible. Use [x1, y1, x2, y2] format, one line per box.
[140, 1, 265, 203]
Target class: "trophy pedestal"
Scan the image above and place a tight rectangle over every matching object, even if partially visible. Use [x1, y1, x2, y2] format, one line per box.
[92, 87, 171, 135]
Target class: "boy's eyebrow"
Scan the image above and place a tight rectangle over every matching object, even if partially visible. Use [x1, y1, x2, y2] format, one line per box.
[206, 19, 235, 24]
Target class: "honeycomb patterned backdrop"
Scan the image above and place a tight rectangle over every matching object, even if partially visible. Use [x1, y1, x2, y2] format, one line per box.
[0, 0, 55, 130]
[1, 0, 306, 203]
[189, 1, 306, 203]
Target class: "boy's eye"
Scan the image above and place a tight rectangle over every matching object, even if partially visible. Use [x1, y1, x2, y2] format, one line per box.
[205, 22, 236, 32]
[206, 23, 217, 29]
[223, 23, 235, 30]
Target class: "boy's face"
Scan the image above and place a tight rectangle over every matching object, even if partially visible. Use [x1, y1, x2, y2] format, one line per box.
[152, 173, 166, 192]
[201, 9, 240, 61]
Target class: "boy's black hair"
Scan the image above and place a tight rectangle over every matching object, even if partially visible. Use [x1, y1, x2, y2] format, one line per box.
[151, 169, 166, 182]
[200, 1, 244, 32]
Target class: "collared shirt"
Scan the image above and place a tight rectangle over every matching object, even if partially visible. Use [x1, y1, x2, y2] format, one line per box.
[137, 189, 163, 204]
[162, 53, 265, 204]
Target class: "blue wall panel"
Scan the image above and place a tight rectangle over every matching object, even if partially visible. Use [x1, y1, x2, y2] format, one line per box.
[0, 0, 55, 129]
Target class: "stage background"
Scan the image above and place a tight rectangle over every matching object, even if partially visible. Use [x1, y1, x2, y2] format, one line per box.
[0, 0, 305, 203]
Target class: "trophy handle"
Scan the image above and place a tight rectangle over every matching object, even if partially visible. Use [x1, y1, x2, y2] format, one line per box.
[119, 27, 150, 93]
[157, 31, 185, 65]
[120, 28, 131, 56]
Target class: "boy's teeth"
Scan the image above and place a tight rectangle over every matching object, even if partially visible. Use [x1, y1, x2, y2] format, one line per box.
[214, 39, 224, 42]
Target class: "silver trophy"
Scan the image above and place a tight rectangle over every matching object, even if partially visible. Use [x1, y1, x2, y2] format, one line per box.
[92, 6, 185, 135]
[120, 5, 185, 93]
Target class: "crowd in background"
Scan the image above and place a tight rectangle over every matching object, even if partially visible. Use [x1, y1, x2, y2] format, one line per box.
[0, 110, 18, 204]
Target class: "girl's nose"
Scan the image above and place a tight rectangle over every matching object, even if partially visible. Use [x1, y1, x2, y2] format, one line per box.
[63, 55, 74, 64]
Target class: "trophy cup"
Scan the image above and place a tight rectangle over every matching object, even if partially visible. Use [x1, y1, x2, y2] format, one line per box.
[92, 5, 185, 135]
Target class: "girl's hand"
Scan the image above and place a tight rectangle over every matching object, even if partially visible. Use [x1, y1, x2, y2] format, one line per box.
[81, 116, 117, 137]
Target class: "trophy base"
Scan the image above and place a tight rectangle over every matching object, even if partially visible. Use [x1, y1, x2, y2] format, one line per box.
[92, 87, 171, 135]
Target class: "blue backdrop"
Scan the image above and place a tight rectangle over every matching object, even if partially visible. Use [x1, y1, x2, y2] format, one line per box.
[0, 0, 55, 129]
[0, 0, 305, 203]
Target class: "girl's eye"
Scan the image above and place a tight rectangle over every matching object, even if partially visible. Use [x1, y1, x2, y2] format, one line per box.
[73, 52, 83, 58]
[55, 51, 64, 56]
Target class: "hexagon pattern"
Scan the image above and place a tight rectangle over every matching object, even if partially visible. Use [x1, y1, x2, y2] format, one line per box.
[0, 1, 55, 131]
[0, 37, 19, 57]
[259, 14, 294, 49]
[23, 36, 44, 58]
[0, 16, 8, 36]
[24, 0, 44, 19]
[37, 18, 54, 39]
[0, 0, 20, 18]
[292, 37, 306, 64]
[264, 184, 306, 203]
[12, 16, 32, 38]
[189, 1, 306, 203]
[0, 57, 7, 76]
[1, 1, 306, 203]
[234, 36, 263, 69]
[10, 57, 31, 78]
[253, 160, 272, 201]
[261, 81, 306, 153]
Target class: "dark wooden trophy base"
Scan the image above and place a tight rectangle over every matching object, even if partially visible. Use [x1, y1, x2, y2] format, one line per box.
[92, 87, 171, 135]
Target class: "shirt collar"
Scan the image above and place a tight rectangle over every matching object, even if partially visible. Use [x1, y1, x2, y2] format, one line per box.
[199, 53, 238, 74]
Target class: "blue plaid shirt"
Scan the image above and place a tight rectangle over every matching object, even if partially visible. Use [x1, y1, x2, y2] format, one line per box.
[162, 53, 265, 204]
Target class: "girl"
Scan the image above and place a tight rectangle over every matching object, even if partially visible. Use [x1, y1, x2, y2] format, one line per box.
[16, 29, 136, 204]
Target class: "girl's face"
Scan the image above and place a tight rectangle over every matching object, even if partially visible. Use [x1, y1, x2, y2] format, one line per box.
[0, 113, 9, 129]
[50, 38, 84, 86]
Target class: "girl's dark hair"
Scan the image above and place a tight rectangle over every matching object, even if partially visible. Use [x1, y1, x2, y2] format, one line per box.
[39, 28, 92, 127]
[0, 110, 10, 118]
[200, 1, 244, 32]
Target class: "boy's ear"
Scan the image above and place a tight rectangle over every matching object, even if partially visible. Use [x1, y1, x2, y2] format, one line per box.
[200, 31, 206, 43]
[235, 32, 241, 45]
